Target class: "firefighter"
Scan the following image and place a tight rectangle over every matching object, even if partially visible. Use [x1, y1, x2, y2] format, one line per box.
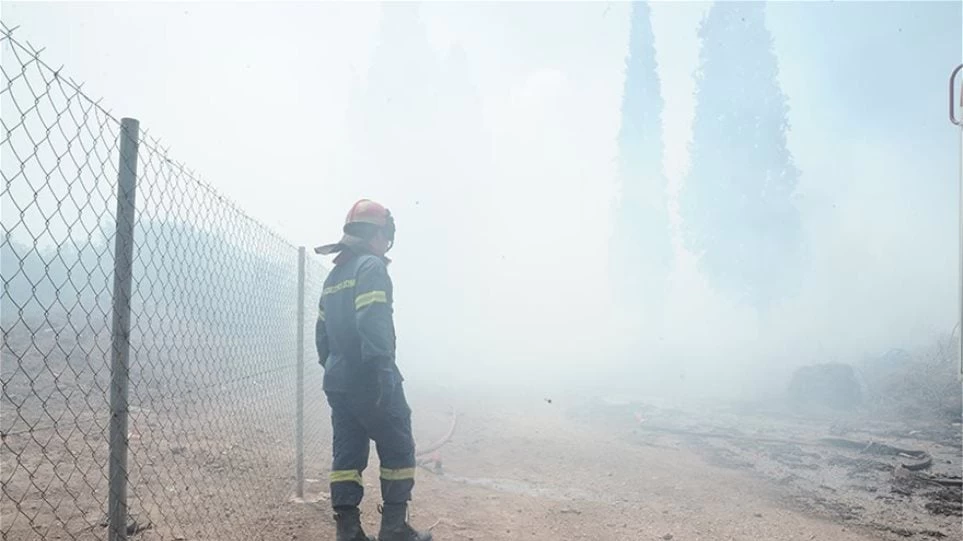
[314, 199, 432, 541]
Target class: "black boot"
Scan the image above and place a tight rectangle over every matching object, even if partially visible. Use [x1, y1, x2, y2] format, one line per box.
[334, 507, 375, 541]
[377, 503, 432, 541]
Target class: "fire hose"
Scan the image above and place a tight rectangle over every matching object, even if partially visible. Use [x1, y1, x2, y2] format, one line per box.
[415, 405, 457, 470]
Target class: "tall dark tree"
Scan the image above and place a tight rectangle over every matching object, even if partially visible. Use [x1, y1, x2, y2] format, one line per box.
[611, 1, 670, 314]
[682, 1, 800, 309]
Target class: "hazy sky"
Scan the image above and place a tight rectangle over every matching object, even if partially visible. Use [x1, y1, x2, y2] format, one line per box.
[3, 1, 961, 395]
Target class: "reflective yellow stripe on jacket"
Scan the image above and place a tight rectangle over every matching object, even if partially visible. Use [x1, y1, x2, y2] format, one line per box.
[323, 279, 356, 297]
[355, 290, 387, 310]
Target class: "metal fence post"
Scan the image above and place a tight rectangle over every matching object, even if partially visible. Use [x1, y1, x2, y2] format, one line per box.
[109, 117, 140, 541]
[951, 65, 963, 378]
[296, 247, 306, 498]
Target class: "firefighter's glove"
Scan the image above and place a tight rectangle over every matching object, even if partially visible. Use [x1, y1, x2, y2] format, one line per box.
[375, 368, 396, 410]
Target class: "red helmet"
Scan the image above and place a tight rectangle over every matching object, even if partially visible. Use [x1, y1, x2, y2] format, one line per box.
[343, 199, 394, 238]
[315, 199, 395, 254]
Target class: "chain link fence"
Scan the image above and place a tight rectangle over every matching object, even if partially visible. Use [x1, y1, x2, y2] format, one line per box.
[2, 24, 331, 540]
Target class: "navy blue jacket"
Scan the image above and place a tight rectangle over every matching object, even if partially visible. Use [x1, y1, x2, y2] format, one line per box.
[315, 248, 402, 393]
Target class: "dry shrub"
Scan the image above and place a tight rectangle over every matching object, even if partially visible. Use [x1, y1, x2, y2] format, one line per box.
[857, 330, 962, 422]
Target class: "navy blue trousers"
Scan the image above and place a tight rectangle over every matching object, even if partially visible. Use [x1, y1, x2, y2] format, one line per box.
[325, 386, 416, 508]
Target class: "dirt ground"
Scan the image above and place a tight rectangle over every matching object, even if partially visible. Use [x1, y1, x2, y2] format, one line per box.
[273, 384, 962, 541]
[4, 352, 961, 540]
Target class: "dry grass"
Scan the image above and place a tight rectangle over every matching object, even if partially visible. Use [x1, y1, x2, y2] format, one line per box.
[858, 330, 962, 422]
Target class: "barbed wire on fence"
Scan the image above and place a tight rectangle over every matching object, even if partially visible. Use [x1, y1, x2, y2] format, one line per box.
[2, 22, 330, 541]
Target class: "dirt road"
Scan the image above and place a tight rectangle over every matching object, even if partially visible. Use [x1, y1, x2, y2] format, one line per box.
[281, 386, 926, 541]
